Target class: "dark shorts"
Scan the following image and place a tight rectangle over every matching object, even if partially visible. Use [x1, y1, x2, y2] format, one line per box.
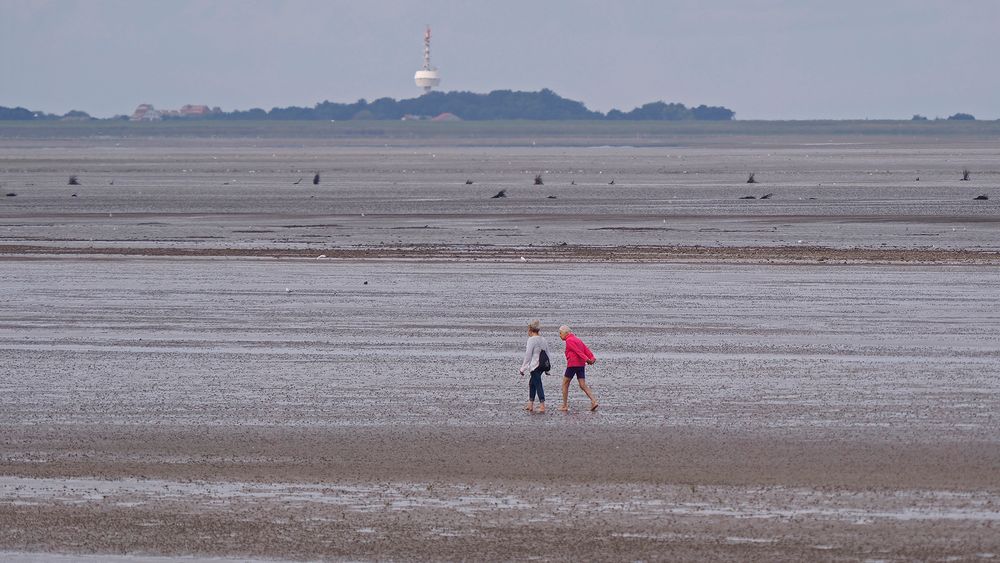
[564, 366, 586, 380]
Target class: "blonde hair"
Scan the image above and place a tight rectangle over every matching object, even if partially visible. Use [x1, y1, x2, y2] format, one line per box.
[527, 319, 541, 332]
[559, 325, 571, 335]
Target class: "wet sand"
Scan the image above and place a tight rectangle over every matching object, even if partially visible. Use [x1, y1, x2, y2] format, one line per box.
[1, 127, 999, 561]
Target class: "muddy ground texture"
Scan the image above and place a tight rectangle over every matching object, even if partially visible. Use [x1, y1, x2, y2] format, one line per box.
[1, 131, 999, 561]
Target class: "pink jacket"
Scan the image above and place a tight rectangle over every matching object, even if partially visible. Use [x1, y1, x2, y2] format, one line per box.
[563, 333, 595, 367]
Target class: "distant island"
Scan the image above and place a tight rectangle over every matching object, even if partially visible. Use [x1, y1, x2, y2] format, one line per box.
[1, 91, 986, 123]
[254, 89, 736, 122]
[0, 89, 736, 122]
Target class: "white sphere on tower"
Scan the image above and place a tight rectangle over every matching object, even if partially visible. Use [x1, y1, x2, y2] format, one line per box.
[415, 69, 441, 93]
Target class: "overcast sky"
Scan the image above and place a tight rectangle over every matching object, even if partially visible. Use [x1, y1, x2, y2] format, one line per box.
[1, 0, 997, 119]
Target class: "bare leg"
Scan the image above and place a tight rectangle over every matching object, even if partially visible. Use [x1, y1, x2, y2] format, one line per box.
[560, 377, 571, 411]
[579, 379, 599, 410]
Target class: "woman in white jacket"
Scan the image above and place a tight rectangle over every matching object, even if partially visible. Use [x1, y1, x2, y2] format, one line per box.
[519, 319, 551, 413]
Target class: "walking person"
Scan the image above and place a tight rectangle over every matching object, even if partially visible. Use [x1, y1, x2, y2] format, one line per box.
[558, 325, 599, 412]
[519, 320, 551, 414]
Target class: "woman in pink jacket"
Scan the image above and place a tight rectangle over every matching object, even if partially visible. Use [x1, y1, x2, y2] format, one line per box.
[558, 325, 599, 412]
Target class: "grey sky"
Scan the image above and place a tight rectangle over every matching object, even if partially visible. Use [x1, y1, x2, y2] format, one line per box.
[1, 0, 997, 119]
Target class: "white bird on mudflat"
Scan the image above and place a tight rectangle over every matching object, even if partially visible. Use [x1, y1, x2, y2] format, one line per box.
[520, 256, 527, 262]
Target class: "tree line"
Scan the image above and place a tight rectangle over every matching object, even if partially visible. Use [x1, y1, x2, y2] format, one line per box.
[215, 89, 736, 121]
[0, 106, 93, 121]
[0, 90, 737, 121]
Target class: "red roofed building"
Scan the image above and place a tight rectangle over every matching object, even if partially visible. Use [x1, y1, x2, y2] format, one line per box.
[179, 104, 212, 117]
[431, 112, 461, 122]
[130, 104, 217, 121]
[129, 104, 161, 121]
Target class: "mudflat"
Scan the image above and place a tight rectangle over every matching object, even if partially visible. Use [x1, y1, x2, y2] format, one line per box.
[1, 124, 999, 561]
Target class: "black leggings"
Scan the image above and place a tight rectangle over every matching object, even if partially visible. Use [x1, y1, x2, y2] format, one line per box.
[528, 367, 545, 402]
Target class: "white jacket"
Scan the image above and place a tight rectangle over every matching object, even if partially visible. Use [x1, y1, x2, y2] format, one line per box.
[520, 335, 550, 373]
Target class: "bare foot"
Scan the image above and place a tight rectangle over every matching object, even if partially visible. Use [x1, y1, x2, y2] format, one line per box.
[590, 403, 599, 411]
[537, 405, 546, 414]
[559, 405, 569, 412]
[524, 403, 534, 412]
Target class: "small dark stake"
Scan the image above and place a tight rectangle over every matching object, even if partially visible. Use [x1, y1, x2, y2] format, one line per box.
[747, 172, 757, 184]
[492, 189, 507, 199]
[5, 192, 16, 197]
[465, 179, 473, 185]
[534, 174, 544, 186]
[71, 194, 77, 197]
[961, 169, 971, 181]
[68, 175, 80, 186]
[570, 180, 576, 185]
[313, 173, 320, 185]
[760, 193, 773, 199]
[293, 178, 302, 185]
[739, 195, 756, 200]
[974, 194, 989, 200]
[547, 195, 557, 199]
[608, 179, 615, 185]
